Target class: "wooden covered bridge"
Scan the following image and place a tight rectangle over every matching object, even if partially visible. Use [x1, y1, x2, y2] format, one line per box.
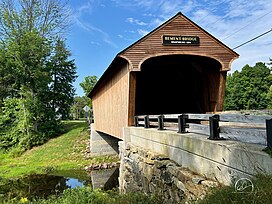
[88, 12, 239, 140]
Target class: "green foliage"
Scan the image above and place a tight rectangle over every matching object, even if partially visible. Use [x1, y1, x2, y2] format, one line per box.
[198, 174, 272, 204]
[1, 187, 160, 204]
[267, 85, 272, 109]
[224, 61, 272, 110]
[0, 98, 27, 150]
[79, 76, 98, 96]
[0, 1, 77, 152]
[48, 39, 77, 119]
[0, 95, 60, 153]
[70, 96, 91, 119]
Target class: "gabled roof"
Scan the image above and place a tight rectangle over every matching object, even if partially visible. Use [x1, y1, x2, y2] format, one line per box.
[118, 12, 239, 57]
[89, 12, 239, 98]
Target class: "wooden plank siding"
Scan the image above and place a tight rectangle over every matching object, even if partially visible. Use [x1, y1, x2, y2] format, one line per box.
[92, 60, 130, 139]
[119, 13, 238, 72]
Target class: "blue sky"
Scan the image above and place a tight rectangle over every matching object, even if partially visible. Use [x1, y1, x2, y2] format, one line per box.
[66, 0, 272, 96]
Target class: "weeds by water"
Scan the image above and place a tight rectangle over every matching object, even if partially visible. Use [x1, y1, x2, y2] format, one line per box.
[0, 187, 160, 204]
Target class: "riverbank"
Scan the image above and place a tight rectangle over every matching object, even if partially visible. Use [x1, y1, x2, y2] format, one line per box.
[0, 121, 119, 179]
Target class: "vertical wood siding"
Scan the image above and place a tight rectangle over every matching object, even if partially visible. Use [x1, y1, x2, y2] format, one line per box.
[92, 61, 130, 139]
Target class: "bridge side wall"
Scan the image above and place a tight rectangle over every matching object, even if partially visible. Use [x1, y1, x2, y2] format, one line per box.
[91, 61, 130, 139]
[122, 127, 272, 185]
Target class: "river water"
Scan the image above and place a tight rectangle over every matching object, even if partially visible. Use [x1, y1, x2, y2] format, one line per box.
[0, 168, 119, 201]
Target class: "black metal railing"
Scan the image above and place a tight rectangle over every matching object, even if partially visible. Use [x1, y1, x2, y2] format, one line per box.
[134, 113, 272, 148]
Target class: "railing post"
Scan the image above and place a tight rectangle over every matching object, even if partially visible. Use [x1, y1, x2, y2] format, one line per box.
[178, 114, 188, 133]
[144, 115, 150, 128]
[208, 114, 221, 140]
[266, 119, 272, 148]
[134, 116, 139, 127]
[158, 115, 164, 130]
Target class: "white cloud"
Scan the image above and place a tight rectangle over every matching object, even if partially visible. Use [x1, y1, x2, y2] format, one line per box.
[71, 0, 117, 48]
[137, 29, 149, 37]
[126, 18, 147, 26]
[185, 0, 272, 71]
[75, 18, 117, 48]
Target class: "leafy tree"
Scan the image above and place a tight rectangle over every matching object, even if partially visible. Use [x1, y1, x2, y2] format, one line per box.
[70, 96, 89, 119]
[79, 76, 98, 96]
[0, 0, 75, 151]
[0, 0, 70, 41]
[224, 62, 272, 110]
[267, 85, 272, 109]
[267, 58, 272, 109]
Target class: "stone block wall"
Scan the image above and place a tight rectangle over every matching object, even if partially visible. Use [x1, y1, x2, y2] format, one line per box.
[119, 142, 219, 204]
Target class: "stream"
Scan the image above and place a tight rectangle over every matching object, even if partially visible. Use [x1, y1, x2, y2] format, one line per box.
[0, 168, 119, 201]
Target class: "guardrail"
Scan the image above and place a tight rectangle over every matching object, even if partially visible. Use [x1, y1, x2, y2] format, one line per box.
[134, 113, 272, 147]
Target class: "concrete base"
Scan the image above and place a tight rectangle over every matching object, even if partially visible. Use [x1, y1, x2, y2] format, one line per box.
[123, 127, 272, 185]
[90, 124, 120, 156]
[91, 168, 119, 190]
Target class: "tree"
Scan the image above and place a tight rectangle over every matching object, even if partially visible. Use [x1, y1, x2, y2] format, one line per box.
[79, 76, 98, 96]
[0, 0, 70, 41]
[70, 96, 89, 119]
[48, 39, 77, 119]
[267, 58, 272, 109]
[267, 86, 272, 109]
[0, 0, 75, 151]
[224, 62, 272, 110]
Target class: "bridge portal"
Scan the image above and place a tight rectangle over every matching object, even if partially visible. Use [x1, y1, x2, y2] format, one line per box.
[89, 12, 239, 140]
[136, 54, 222, 115]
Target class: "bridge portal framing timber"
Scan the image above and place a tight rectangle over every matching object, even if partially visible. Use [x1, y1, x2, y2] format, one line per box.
[89, 12, 239, 140]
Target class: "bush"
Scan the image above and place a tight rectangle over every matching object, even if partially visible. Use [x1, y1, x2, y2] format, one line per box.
[0, 97, 63, 153]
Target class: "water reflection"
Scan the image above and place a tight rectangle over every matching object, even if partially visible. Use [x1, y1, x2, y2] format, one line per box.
[0, 168, 119, 201]
[0, 173, 89, 200]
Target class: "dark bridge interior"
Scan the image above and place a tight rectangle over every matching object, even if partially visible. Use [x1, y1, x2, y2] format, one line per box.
[135, 55, 222, 115]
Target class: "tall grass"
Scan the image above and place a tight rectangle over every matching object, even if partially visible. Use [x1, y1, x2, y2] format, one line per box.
[197, 174, 272, 204]
[1, 188, 160, 204]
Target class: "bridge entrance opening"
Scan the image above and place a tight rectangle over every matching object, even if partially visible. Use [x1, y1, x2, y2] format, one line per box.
[135, 55, 222, 115]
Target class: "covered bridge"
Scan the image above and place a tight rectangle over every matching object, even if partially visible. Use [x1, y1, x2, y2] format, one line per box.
[88, 12, 239, 140]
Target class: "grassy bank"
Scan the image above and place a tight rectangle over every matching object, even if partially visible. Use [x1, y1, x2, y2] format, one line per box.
[197, 174, 272, 204]
[0, 121, 119, 179]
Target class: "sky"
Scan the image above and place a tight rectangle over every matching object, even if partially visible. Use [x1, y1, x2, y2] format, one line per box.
[66, 0, 272, 96]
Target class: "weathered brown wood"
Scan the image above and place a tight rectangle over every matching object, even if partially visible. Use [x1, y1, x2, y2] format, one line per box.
[92, 60, 130, 139]
[217, 72, 227, 111]
[128, 72, 137, 126]
[120, 13, 238, 72]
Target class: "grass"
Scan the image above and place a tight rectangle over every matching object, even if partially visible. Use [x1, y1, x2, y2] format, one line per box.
[0, 121, 119, 179]
[196, 174, 272, 204]
[2, 188, 160, 204]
